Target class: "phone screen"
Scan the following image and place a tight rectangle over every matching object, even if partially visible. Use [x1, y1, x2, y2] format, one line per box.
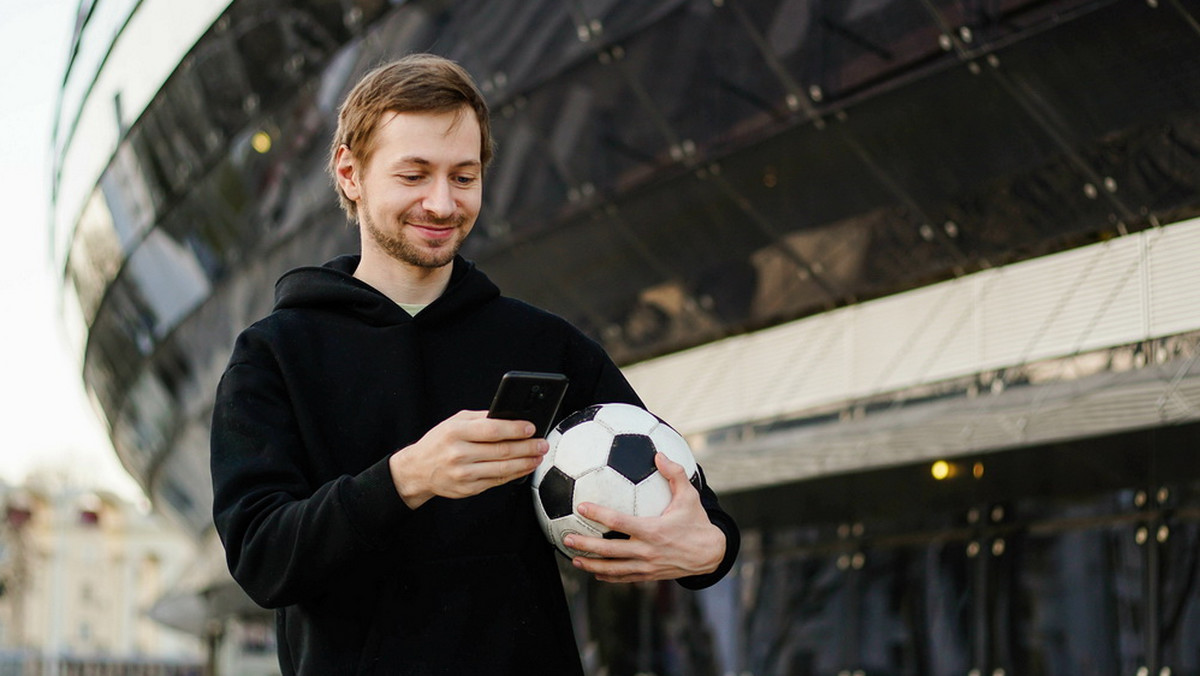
[487, 371, 569, 438]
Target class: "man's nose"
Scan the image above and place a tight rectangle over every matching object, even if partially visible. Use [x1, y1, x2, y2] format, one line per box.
[422, 179, 455, 217]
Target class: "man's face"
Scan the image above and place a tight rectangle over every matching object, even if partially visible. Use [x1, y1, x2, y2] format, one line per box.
[342, 109, 483, 270]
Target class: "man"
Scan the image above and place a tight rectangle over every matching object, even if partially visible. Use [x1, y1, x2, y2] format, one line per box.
[211, 53, 739, 675]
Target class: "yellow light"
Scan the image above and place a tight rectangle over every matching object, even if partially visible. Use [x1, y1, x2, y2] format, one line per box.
[251, 131, 273, 154]
[931, 460, 952, 480]
[973, 462, 985, 479]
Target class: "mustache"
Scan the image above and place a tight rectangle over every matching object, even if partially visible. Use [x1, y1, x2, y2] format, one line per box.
[403, 209, 464, 227]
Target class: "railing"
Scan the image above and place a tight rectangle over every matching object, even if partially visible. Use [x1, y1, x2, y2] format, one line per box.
[0, 652, 201, 676]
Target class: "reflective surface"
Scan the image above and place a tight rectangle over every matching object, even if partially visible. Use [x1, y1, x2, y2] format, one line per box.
[989, 521, 1144, 674]
[1161, 500, 1200, 673]
[52, 0, 232, 260]
[573, 425, 1200, 675]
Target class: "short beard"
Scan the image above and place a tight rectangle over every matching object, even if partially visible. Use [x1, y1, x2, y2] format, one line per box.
[361, 205, 466, 269]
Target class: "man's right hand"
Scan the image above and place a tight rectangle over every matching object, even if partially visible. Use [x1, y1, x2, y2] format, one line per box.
[387, 410, 548, 509]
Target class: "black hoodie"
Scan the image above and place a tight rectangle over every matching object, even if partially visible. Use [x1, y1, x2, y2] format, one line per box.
[211, 255, 739, 675]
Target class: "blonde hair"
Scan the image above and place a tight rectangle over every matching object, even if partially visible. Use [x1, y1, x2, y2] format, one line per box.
[329, 54, 493, 220]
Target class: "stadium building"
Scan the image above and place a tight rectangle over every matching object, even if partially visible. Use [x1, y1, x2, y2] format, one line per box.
[52, 0, 1200, 673]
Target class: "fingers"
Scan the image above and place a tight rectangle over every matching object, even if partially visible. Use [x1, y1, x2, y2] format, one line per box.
[457, 409, 538, 443]
[391, 411, 549, 506]
[565, 516, 725, 584]
[575, 499, 639, 536]
[442, 413, 548, 489]
[424, 451, 544, 501]
[453, 455, 543, 493]
[564, 530, 644, 561]
[569, 455, 698, 545]
[443, 411, 545, 461]
[449, 436, 548, 488]
[565, 502, 651, 562]
[563, 532, 662, 583]
[565, 457, 724, 583]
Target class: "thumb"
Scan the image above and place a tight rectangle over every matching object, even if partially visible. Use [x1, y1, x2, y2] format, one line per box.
[655, 453, 693, 499]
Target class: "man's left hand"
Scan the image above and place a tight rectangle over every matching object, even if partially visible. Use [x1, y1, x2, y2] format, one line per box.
[563, 453, 726, 583]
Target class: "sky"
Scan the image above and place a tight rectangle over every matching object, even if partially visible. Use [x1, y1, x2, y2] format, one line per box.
[0, 0, 144, 500]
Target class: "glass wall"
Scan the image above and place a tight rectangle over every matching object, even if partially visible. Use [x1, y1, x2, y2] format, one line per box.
[56, 0, 1200, 555]
[575, 424, 1200, 675]
[52, 0, 232, 264]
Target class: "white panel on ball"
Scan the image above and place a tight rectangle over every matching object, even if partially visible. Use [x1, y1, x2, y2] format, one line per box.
[634, 473, 672, 517]
[549, 517, 603, 558]
[593, 402, 659, 434]
[553, 424, 615, 477]
[648, 425, 698, 478]
[573, 469, 637, 529]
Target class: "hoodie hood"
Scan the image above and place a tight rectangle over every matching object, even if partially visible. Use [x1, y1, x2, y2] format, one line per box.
[272, 254, 500, 327]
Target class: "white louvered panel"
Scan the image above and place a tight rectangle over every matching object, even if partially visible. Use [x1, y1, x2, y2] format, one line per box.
[914, 281, 986, 385]
[695, 335, 773, 431]
[696, 312, 852, 431]
[632, 339, 734, 426]
[977, 235, 1148, 368]
[848, 287, 930, 394]
[626, 218, 1200, 437]
[1147, 219, 1200, 338]
[679, 340, 746, 430]
[627, 341, 700, 417]
[723, 320, 814, 419]
[1033, 236, 1145, 357]
[768, 310, 854, 417]
[632, 308, 847, 432]
[849, 280, 980, 395]
[976, 246, 1103, 369]
[975, 264, 1055, 370]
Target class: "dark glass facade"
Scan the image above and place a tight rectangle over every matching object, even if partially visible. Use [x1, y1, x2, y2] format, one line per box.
[573, 426, 1200, 675]
[53, 0, 1200, 673]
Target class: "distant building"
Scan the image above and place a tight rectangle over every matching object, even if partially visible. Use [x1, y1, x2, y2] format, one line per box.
[0, 481, 202, 675]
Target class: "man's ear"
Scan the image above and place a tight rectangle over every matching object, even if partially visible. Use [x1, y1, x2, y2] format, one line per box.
[334, 144, 362, 202]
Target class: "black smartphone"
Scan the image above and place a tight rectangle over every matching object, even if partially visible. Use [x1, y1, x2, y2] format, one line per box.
[486, 371, 569, 438]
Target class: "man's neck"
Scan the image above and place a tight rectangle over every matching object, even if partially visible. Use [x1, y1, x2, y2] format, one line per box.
[353, 249, 454, 306]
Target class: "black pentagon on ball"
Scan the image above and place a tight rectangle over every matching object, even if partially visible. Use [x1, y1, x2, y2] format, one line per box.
[538, 466, 575, 519]
[555, 405, 601, 434]
[607, 434, 658, 484]
[603, 530, 630, 540]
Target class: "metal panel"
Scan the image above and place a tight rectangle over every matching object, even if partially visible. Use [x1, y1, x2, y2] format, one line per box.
[691, 354, 1200, 493]
[764, 312, 853, 419]
[977, 234, 1146, 368]
[849, 280, 980, 396]
[1148, 222, 1200, 338]
[627, 217, 1200, 437]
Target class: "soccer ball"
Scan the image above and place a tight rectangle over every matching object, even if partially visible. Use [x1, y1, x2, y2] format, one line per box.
[531, 403, 700, 558]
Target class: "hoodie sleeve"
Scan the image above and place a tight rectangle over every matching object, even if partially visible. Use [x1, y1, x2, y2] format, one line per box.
[210, 331, 413, 609]
[676, 465, 741, 590]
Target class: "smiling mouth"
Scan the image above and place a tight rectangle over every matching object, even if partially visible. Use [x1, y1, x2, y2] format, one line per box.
[408, 222, 459, 242]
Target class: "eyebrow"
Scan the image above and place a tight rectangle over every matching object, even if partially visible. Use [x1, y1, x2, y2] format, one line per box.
[388, 156, 481, 170]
